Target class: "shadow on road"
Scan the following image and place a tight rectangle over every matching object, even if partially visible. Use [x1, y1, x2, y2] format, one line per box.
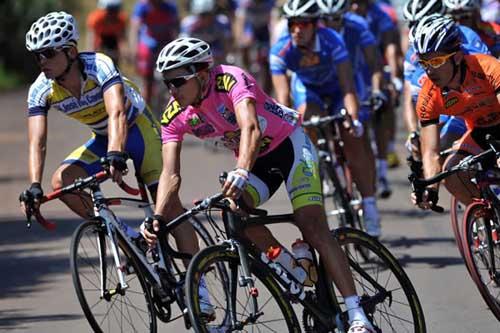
[383, 236, 457, 248]
[0, 310, 82, 330]
[395, 254, 465, 269]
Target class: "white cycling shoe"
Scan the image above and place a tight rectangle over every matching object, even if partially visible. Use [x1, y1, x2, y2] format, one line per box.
[348, 320, 376, 333]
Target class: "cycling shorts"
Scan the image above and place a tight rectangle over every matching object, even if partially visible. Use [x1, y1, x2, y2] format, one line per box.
[439, 115, 467, 141]
[136, 42, 159, 77]
[291, 74, 371, 122]
[62, 110, 162, 188]
[246, 126, 323, 211]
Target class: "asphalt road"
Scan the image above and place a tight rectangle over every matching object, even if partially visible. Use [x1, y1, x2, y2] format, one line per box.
[0, 88, 498, 332]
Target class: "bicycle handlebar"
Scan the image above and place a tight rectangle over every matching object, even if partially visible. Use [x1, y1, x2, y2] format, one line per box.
[302, 109, 348, 128]
[23, 170, 140, 230]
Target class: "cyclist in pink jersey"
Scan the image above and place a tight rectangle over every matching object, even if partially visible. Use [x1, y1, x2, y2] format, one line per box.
[143, 37, 376, 333]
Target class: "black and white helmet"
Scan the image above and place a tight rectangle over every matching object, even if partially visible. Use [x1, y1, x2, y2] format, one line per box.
[156, 37, 213, 73]
[317, 0, 350, 16]
[283, 0, 321, 19]
[25, 11, 79, 51]
[443, 0, 480, 12]
[403, 0, 445, 24]
[413, 14, 461, 54]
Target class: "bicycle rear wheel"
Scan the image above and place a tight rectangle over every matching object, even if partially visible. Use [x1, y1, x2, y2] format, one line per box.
[461, 202, 500, 320]
[333, 228, 426, 332]
[185, 244, 301, 332]
[70, 220, 157, 333]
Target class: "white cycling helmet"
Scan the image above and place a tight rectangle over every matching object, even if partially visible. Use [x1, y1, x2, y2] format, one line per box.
[283, 0, 321, 19]
[191, 0, 216, 15]
[156, 37, 213, 73]
[98, 0, 123, 9]
[413, 14, 461, 54]
[25, 11, 79, 51]
[317, 0, 349, 16]
[443, 0, 480, 12]
[403, 0, 445, 24]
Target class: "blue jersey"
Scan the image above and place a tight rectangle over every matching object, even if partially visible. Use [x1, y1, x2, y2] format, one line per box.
[404, 25, 491, 103]
[270, 27, 349, 88]
[364, 2, 396, 45]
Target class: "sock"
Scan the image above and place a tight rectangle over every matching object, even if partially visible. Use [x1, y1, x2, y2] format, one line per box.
[388, 140, 396, 153]
[376, 159, 388, 179]
[345, 295, 371, 325]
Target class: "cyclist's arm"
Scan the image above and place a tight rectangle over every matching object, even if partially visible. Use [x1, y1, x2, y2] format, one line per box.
[362, 44, 384, 92]
[403, 81, 418, 132]
[381, 30, 402, 80]
[86, 29, 96, 52]
[154, 141, 184, 220]
[27, 115, 48, 184]
[103, 83, 127, 152]
[272, 73, 291, 107]
[420, 123, 441, 189]
[336, 61, 359, 120]
[128, 17, 140, 59]
[234, 97, 262, 171]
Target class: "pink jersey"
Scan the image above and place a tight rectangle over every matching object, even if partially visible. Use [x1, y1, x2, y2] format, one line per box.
[161, 65, 300, 156]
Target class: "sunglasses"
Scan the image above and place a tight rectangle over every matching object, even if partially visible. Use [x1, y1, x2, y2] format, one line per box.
[288, 19, 315, 29]
[163, 73, 198, 89]
[33, 48, 63, 62]
[417, 52, 457, 69]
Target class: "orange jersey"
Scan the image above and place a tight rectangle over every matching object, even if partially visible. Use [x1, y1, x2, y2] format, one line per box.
[416, 54, 500, 129]
[86, 9, 127, 50]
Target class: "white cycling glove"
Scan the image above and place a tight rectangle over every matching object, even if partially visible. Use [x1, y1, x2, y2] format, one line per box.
[226, 168, 249, 191]
[352, 119, 364, 138]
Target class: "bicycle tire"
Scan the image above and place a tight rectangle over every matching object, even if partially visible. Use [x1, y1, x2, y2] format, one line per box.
[70, 220, 157, 333]
[461, 202, 500, 320]
[185, 244, 301, 333]
[333, 228, 426, 332]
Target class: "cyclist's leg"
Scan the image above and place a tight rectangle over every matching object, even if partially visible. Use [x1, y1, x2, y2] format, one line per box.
[52, 135, 106, 219]
[442, 131, 481, 205]
[283, 127, 373, 328]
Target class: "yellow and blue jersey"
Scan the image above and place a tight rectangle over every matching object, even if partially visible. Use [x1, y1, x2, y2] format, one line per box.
[27, 52, 145, 135]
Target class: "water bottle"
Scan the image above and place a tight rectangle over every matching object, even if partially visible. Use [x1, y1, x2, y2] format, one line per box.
[266, 246, 307, 284]
[291, 239, 318, 287]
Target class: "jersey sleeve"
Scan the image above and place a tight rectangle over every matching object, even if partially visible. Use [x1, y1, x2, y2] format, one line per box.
[27, 76, 51, 117]
[359, 26, 377, 48]
[216, 68, 257, 106]
[373, 5, 396, 34]
[94, 53, 123, 91]
[460, 26, 491, 55]
[160, 99, 187, 143]
[482, 55, 500, 94]
[269, 37, 290, 75]
[415, 80, 440, 126]
[327, 30, 349, 64]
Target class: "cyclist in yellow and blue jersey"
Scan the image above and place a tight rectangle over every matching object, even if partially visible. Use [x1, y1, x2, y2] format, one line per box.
[20, 11, 163, 222]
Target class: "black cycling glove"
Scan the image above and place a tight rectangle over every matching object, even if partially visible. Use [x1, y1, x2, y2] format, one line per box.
[106, 151, 129, 172]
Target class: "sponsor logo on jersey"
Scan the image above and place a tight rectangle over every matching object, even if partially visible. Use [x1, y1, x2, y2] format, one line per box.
[216, 104, 237, 125]
[445, 97, 459, 109]
[215, 73, 237, 92]
[161, 100, 182, 126]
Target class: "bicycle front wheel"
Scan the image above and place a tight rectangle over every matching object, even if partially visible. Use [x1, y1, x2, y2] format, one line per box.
[70, 221, 157, 333]
[333, 228, 426, 332]
[185, 244, 300, 332]
[462, 202, 500, 320]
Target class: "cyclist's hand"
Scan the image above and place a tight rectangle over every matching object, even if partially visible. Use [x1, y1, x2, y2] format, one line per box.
[405, 131, 421, 157]
[140, 216, 160, 247]
[371, 90, 388, 111]
[222, 168, 249, 200]
[348, 119, 364, 138]
[411, 187, 438, 210]
[19, 182, 43, 217]
[106, 151, 129, 183]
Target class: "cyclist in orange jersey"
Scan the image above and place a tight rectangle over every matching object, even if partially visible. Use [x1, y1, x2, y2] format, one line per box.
[411, 16, 500, 210]
[86, 0, 128, 65]
[444, 0, 500, 57]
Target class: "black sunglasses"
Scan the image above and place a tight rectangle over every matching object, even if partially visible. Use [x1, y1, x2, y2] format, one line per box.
[33, 48, 61, 62]
[163, 73, 198, 89]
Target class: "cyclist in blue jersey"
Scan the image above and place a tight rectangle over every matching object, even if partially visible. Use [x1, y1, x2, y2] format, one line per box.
[180, 0, 232, 65]
[350, 0, 403, 185]
[402, 0, 491, 157]
[317, 0, 393, 198]
[270, 0, 382, 239]
[20, 12, 163, 221]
